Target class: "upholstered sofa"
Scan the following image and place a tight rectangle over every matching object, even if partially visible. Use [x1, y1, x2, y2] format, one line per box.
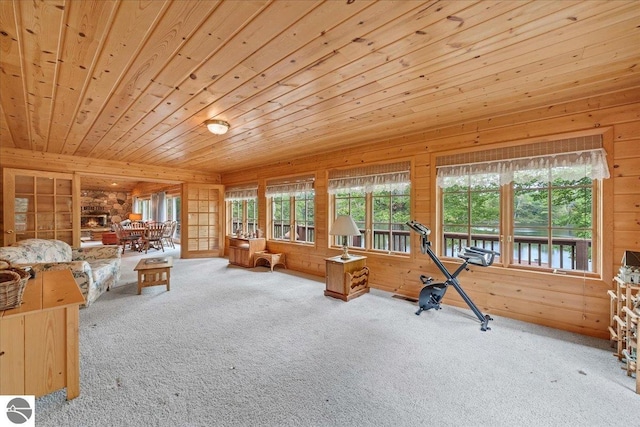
[0, 239, 121, 307]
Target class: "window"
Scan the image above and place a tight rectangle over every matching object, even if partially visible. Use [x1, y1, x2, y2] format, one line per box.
[224, 186, 258, 236]
[329, 162, 411, 254]
[437, 135, 609, 274]
[137, 198, 150, 221]
[166, 194, 181, 239]
[266, 177, 315, 244]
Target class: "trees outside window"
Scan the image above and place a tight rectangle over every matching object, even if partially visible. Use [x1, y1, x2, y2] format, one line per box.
[227, 198, 258, 236]
[329, 162, 411, 255]
[441, 173, 501, 257]
[270, 191, 315, 243]
[437, 136, 607, 274]
[225, 186, 258, 236]
[267, 177, 315, 244]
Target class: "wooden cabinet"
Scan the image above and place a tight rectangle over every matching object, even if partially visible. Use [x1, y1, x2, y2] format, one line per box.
[324, 255, 368, 301]
[228, 237, 266, 267]
[0, 270, 84, 400]
[2, 168, 80, 246]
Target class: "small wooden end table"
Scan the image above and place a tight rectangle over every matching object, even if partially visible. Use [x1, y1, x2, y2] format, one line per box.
[134, 256, 173, 294]
[324, 255, 368, 301]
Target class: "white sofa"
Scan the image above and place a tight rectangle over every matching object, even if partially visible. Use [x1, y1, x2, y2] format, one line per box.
[0, 239, 121, 307]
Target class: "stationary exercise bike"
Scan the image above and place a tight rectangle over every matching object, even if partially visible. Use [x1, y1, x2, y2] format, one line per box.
[406, 220, 499, 331]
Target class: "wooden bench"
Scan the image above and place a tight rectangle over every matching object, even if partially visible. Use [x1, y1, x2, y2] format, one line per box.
[253, 251, 286, 272]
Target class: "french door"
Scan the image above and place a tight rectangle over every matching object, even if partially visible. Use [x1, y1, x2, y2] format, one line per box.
[180, 183, 225, 259]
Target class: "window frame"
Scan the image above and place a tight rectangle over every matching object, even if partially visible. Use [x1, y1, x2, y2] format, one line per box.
[434, 130, 612, 279]
[226, 198, 258, 236]
[266, 176, 315, 245]
[328, 161, 412, 256]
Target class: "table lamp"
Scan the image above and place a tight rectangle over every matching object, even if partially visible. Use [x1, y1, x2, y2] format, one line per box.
[129, 213, 142, 222]
[329, 215, 361, 260]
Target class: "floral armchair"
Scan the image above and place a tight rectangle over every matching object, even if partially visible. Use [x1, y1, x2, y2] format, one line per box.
[0, 239, 121, 307]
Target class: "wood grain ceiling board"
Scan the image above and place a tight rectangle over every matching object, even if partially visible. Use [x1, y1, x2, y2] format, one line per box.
[1, 0, 639, 175]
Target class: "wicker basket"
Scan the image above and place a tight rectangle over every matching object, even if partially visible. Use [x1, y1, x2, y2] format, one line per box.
[0, 265, 30, 310]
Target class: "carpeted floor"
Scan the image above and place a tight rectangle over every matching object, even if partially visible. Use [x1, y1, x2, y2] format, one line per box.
[34, 246, 639, 426]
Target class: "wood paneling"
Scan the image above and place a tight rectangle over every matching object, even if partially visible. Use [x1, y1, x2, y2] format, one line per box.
[223, 89, 639, 339]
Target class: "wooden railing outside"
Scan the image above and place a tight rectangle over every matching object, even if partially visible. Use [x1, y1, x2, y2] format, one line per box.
[443, 232, 591, 271]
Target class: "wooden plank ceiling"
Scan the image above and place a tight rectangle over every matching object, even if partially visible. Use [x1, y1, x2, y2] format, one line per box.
[1, 0, 639, 177]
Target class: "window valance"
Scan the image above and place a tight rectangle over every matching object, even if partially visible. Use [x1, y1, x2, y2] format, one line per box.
[328, 161, 411, 194]
[265, 177, 314, 197]
[224, 185, 258, 201]
[436, 135, 610, 188]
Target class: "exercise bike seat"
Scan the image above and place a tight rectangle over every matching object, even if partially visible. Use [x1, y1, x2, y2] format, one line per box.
[457, 246, 500, 267]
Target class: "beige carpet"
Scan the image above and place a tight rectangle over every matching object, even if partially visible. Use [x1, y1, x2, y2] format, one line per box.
[34, 247, 639, 426]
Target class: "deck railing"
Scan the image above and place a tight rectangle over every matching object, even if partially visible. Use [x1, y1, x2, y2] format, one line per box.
[443, 232, 591, 271]
[267, 227, 589, 270]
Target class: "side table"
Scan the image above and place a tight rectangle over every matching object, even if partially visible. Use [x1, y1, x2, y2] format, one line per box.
[134, 256, 173, 294]
[324, 255, 368, 301]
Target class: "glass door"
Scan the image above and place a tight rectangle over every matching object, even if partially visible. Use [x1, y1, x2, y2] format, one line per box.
[181, 183, 224, 258]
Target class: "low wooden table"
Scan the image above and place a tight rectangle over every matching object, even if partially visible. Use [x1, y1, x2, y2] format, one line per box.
[134, 256, 173, 294]
[0, 270, 84, 400]
[253, 251, 286, 272]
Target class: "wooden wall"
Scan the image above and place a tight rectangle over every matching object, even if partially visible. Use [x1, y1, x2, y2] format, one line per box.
[1, 88, 637, 338]
[222, 87, 640, 339]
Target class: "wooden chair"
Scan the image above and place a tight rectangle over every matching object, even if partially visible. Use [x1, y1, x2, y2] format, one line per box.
[345, 266, 370, 295]
[141, 223, 165, 254]
[162, 220, 177, 249]
[113, 222, 140, 253]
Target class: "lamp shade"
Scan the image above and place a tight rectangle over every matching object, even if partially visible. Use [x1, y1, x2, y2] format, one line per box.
[329, 215, 361, 237]
[205, 119, 230, 135]
[129, 213, 142, 221]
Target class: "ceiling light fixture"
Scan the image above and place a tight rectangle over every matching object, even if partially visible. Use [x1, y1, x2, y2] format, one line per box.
[205, 119, 230, 135]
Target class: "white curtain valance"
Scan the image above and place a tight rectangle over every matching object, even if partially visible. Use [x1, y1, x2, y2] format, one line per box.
[265, 180, 314, 197]
[225, 186, 258, 201]
[328, 171, 410, 194]
[328, 161, 411, 194]
[437, 148, 610, 189]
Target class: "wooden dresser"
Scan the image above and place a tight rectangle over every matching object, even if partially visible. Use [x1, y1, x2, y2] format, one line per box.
[228, 237, 266, 268]
[0, 269, 84, 400]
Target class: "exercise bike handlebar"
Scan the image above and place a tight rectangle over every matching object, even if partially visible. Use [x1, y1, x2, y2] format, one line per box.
[406, 220, 431, 236]
[407, 220, 499, 267]
[457, 247, 499, 267]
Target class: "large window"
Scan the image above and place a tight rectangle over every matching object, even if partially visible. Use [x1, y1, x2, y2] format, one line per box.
[437, 135, 609, 274]
[266, 177, 315, 244]
[329, 162, 411, 254]
[166, 194, 181, 239]
[224, 186, 258, 236]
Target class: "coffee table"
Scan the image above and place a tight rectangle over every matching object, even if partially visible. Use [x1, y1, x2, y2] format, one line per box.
[134, 256, 173, 294]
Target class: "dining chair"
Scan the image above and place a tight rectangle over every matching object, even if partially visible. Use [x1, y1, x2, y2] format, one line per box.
[141, 223, 165, 253]
[113, 222, 140, 253]
[162, 220, 177, 249]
